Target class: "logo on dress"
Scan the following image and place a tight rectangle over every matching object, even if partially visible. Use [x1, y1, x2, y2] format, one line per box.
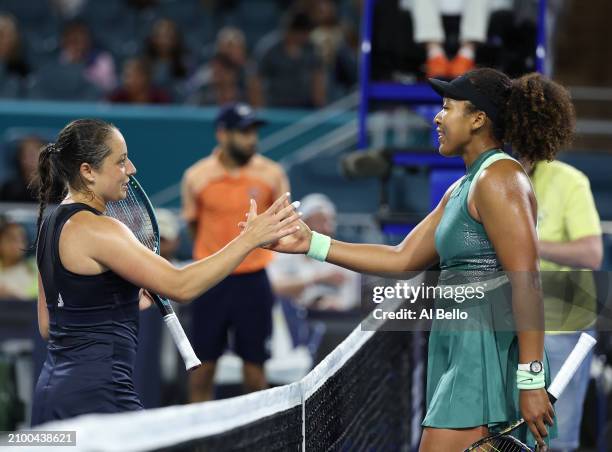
[58, 293, 64, 308]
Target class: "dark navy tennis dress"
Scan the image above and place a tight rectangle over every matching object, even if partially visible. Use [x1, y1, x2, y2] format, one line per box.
[31, 203, 143, 426]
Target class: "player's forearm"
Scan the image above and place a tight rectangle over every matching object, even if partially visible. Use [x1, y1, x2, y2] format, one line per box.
[508, 272, 544, 363]
[326, 240, 409, 275]
[174, 235, 254, 302]
[539, 236, 602, 270]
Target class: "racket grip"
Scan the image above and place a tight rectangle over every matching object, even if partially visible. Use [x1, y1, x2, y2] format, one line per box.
[547, 333, 596, 400]
[163, 313, 202, 371]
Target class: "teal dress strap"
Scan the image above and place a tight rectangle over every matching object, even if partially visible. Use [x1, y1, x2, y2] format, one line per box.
[466, 152, 519, 199]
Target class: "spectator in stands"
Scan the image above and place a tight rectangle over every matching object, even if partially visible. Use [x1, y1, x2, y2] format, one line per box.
[0, 136, 43, 203]
[186, 27, 248, 105]
[0, 217, 37, 301]
[522, 157, 602, 452]
[268, 194, 360, 311]
[59, 20, 117, 93]
[156, 208, 181, 263]
[144, 18, 190, 92]
[248, 10, 326, 108]
[108, 57, 171, 104]
[187, 53, 241, 105]
[310, 0, 358, 100]
[0, 14, 30, 92]
[181, 102, 290, 402]
[408, 0, 491, 78]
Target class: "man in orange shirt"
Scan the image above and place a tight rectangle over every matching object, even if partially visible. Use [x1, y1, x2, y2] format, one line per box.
[181, 103, 290, 402]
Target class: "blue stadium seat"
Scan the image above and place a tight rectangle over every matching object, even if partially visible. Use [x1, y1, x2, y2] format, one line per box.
[80, 0, 138, 60]
[26, 62, 101, 101]
[22, 30, 59, 71]
[0, 69, 24, 99]
[1, 0, 59, 43]
[235, 0, 280, 48]
[156, 0, 215, 56]
[0, 0, 54, 27]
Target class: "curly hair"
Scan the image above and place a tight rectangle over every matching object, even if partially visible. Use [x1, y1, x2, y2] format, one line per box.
[464, 68, 575, 163]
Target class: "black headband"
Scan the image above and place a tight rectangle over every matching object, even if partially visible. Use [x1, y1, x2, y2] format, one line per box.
[429, 75, 500, 125]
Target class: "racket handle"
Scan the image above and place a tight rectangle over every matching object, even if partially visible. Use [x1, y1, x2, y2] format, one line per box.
[163, 312, 202, 371]
[152, 293, 175, 316]
[547, 333, 596, 400]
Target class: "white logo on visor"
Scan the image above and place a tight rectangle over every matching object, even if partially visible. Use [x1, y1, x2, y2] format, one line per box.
[237, 104, 251, 116]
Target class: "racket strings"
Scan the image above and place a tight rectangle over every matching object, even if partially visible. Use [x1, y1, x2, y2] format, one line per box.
[106, 183, 158, 253]
[471, 435, 532, 452]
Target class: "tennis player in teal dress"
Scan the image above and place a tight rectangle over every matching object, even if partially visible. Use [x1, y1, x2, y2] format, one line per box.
[262, 68, 576, 451]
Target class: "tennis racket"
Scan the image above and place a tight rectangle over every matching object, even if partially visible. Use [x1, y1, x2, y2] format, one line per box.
[106, 176, 201, 371]
[465, 332, 597, 451]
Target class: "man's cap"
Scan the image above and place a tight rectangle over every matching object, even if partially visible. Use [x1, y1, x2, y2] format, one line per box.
[428, 74, 500, 125]
[300, 193, 336, 219]
[215, 103, 267, 130]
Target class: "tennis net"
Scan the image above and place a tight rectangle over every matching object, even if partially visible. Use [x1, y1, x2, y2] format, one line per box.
[30, 323, 417, 452]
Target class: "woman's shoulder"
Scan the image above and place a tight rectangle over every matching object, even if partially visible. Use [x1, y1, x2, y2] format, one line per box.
[477, 158, 527, 188]
[61, 208, 127, 239]
[470, 158, 533, 208]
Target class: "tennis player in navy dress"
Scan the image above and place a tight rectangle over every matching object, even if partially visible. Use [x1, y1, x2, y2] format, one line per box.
[31, 118, 300, 425]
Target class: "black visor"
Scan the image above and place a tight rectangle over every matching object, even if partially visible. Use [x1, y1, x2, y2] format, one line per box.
[429, 75, 499, 125]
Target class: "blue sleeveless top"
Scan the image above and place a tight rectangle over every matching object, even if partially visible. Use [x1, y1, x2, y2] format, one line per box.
[32, 203, 143, 426]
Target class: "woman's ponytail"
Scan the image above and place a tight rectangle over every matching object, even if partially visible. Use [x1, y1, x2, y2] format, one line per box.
[33, 143, 67, 246]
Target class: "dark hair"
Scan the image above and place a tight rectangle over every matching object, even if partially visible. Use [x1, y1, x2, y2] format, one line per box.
[464, 68, 575, 163]
[283, 11, 312, 33]
[61, 19, 89, 38]
[33, 119, 116, 244]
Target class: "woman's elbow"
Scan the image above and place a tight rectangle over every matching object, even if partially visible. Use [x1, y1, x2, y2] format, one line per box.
[582, 239, 603, 270]
[584, 250, 603, 270]
[171, 290, 195, 304]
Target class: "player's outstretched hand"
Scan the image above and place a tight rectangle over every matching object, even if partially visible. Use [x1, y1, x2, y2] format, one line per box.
[239, 194, 313, 254]
[241, 193, 302, 248]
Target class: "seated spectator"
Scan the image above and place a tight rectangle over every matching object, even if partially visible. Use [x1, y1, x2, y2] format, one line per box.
[187, 27, 248, 105]
[0, 135, 43, 203]
[187, 53, 241, 105]
[108, 57, 171, 104]
[268, 194, 360, 311]
[0, 217, 37, 301]
[310, 0, 358, 100]
[156, 208, 181, 263]
[0, 14, 30, 95]
[248, 10, 326, 108]
[144, 18, 190, 92]
[407, 0, 491, 78]
[59, 20, 117, 93]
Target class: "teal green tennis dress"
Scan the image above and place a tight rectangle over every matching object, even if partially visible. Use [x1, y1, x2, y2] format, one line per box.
[423, 149, 555, 445]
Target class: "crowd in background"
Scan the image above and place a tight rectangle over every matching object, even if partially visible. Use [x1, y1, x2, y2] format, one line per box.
[0, 0, 362, 107]
[0, 0, 538, 107]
